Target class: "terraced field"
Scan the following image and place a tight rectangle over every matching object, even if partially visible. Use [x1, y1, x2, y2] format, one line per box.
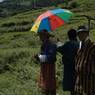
[0, 1, 95, 95]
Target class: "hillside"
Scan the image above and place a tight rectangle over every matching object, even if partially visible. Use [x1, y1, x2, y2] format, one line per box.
[0, 0, 95, 17]
[76, 0, 95, 10]
[0, 7, 95, 33]
[0, 1, 95, 95]
[0, 0, 63, 17]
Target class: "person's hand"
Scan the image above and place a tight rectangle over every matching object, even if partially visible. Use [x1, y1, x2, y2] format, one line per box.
[34, 54, 39, 61]
[57, 38, 60, 41]
[32, 54, 40, 64]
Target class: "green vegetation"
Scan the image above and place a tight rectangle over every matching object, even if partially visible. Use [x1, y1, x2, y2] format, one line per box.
[0, 0, 95, 17]
[0, 0, 95, 95]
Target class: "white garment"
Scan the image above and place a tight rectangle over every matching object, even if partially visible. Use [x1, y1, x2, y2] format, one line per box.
[38, 54, 47, 63]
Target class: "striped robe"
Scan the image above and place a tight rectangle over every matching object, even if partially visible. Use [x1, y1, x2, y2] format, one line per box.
[75, 40, 95, 95]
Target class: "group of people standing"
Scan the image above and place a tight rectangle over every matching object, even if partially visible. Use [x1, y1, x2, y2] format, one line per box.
[34, 26, 95, 95]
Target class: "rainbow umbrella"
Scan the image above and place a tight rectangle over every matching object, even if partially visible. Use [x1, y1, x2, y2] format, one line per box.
[31, 8, 73, 32]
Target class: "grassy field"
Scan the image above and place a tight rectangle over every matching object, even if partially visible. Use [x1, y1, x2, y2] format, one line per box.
[0, 2, 95, 95]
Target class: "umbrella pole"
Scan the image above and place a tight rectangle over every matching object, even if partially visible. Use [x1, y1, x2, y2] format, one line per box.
[86, 16, 95, 32]
[88, 18, 91, 32]
[77, 15, 95, 32]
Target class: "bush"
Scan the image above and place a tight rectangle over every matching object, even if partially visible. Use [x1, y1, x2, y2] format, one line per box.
[1, 22, 15, 27]
[0, 49, 32, 73]
[69, 1, 79, 9]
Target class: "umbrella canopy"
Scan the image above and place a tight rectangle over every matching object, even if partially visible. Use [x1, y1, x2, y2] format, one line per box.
[31, 8, 73, 32]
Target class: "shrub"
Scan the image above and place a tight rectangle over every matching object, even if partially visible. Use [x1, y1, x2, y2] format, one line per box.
[69, 1, 79, 9]
[0, 49, 32, 73]
[1, 22, 15, 27]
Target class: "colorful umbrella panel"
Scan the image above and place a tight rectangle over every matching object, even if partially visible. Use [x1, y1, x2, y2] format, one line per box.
[31, 9, 73, 32]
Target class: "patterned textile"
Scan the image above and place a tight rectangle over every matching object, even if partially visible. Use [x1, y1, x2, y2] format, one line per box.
[38, 63, 56, 90]
[75, 40, 95, 95]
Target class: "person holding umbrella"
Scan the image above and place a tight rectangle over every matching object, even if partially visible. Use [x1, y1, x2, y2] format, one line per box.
[34, 29, 57, 95]
[74, 26, 95, 95]
[31, 8, 73, 95]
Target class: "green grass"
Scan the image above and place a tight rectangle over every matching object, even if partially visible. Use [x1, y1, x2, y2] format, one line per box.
[0, 48, 42, 95]
[0, 2, 95, 95]
[76, 0, 95, 10]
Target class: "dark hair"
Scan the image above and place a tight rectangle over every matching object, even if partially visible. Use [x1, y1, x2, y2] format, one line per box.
[68, 29, 77, 40]
[38, 29, 54, 38]
[41, 29, 48, 32]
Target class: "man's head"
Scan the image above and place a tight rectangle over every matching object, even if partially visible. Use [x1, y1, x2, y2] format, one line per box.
[38, 29, 53, 42]
[68, 29, 77, 40]
[77, 26, 89, 41]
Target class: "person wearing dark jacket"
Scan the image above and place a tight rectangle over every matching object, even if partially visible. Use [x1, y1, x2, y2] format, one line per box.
[57, 29, 79, 95]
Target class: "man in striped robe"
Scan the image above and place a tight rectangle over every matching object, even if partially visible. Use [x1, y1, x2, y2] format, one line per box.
[74, 26, 95, 95]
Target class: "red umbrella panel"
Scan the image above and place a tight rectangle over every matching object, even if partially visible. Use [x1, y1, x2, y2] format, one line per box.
[31, 9, 73, 32]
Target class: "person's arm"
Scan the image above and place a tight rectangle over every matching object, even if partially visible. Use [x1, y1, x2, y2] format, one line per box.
[34, 54, 40, 61]
[34, 54, 47, 63]
[57, 43, 65, 55]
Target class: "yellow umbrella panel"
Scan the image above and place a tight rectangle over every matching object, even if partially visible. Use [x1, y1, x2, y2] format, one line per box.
[31, 20, 41, 32]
